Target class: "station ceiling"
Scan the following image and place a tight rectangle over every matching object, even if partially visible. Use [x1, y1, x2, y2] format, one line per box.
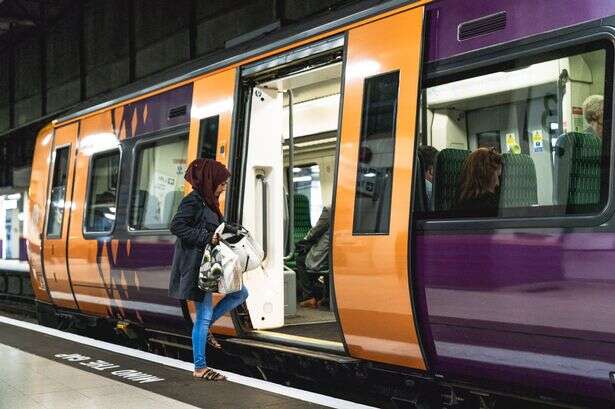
[0, 0, 73, 47]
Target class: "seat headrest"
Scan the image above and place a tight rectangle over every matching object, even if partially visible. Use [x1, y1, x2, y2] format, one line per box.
[500, 153, 537, 208]
[433, 148, 470, 211]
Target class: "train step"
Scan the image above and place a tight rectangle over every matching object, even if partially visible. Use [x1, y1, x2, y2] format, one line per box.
[224, 337, 359, 366]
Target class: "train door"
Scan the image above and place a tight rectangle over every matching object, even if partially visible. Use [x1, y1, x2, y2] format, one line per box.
[66, 112, 119, 317]
[43, 122, 79, 310]
[188, 69, 238, 335]
[332, 8, 427, 369]
[240, 85, 285, 330]
[235, 40, 344, 343]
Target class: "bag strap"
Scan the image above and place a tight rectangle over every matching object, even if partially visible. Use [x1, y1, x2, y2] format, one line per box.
[243, 255, 250, 273]
[224, 222, 248, 235]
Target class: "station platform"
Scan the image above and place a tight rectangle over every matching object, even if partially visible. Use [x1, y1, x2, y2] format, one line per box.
[0, 259, 29, 273]
[0, 315, 372, 409]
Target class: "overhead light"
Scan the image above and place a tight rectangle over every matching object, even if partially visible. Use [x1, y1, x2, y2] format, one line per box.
[293, 176, 312, 182]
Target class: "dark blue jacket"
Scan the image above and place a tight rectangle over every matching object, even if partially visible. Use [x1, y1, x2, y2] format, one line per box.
[168, 190, 220, 301]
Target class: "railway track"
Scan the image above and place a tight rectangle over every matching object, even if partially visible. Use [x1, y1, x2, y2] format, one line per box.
[0, 269, 36, 318]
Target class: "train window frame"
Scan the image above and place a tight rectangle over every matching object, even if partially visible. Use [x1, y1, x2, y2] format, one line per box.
[127, 126, 189, 235]
[416, 35, 615, 231]
[352, 70, 400, 235]
[82, 147, 122, 238]
[45, 144, 71, 239]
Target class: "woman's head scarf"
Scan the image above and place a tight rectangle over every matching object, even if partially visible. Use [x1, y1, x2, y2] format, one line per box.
[184, 159, 230, 217]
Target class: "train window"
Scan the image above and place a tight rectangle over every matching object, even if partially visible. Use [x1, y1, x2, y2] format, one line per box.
[353, 71, 399, 234]
[292, 164, 323, 226]
[130, 134, 188, 231]
[420, 41, 612, 220]
[198, 115, 219, 159]
[84, 150, 120, 234]
[46, 146, 70, 237]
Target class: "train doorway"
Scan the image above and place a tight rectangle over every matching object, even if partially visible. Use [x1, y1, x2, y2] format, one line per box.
[235, 42, 344, 348]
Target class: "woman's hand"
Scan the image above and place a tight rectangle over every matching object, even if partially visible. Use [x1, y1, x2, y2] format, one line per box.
[211, 233, 221, 246]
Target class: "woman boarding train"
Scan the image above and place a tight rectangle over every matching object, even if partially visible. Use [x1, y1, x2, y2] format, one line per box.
[168, 158, 249, 381]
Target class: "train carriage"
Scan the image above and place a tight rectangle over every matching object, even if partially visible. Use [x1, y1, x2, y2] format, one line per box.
[24, 0, 615, 407]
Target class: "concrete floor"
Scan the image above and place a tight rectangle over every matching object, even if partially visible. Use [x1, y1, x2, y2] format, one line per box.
[0, 343, 199, 409]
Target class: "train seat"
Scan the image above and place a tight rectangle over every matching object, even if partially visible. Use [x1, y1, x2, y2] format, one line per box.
[132, 189, 161, 229]
[500, 153, 538, 208]
[285, 194, 312, 270]
[162, 190, 183, 227]
[432, 148, 470, 211]
[553, 132, 602, 207]
[294, 194, 312, 244]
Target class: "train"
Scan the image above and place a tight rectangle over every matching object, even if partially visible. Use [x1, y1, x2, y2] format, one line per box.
[19, 0, 615, 407]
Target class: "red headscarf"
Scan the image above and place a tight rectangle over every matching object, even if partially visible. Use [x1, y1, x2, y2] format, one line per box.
[184, 159, 230, 218]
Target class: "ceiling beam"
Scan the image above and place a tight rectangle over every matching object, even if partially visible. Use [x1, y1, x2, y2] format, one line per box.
[0, 17, 36, 27]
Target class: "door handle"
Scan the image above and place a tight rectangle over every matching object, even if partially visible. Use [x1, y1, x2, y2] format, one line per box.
[256, 173, 268, 258]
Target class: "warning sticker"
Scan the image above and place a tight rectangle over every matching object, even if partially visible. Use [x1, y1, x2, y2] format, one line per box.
[532, 130, 544, 153]
[506, 133, 520, 154]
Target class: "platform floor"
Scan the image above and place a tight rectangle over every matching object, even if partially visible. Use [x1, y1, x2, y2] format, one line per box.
[0, 344, 199, 409]
[0, 316, 370, 409]
[0, 259, 29, 273]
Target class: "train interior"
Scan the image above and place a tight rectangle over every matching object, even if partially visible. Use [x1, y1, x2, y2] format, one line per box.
[239, 55, 343, 346]
[419, 48, 607, 214]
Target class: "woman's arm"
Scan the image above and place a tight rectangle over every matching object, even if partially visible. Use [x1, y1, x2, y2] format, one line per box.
[170, 196, 210, 247]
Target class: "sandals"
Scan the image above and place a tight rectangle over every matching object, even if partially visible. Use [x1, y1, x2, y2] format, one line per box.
[194, 367, 226, 381]
[207, 332, 223, 350]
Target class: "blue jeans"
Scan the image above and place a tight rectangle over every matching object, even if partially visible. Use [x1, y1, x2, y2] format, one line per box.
[192, 286, 249, 370]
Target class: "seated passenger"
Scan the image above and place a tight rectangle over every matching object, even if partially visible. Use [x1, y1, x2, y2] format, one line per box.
[295, 207, 330, 309]
[583, 95, 604, 138]
[454, 147, 503, 217]
[418, 145, 439, 209]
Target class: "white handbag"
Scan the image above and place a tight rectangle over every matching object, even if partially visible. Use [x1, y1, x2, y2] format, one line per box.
[215, 241, 243, 294]
[218, 223, 264, 273]
[198, 223, 263, 294]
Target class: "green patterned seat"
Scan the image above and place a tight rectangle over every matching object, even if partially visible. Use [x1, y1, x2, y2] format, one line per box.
[285, 194, 312, 270]
[500, 153, 538, 208]
[293, 194, 312, 243]
[554, 132, 602, 207]
[433, 148, 470, 211]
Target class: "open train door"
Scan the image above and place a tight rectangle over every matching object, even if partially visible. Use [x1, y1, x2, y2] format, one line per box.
[239, 86, 285, 330]
[332, 7, 427, 369]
